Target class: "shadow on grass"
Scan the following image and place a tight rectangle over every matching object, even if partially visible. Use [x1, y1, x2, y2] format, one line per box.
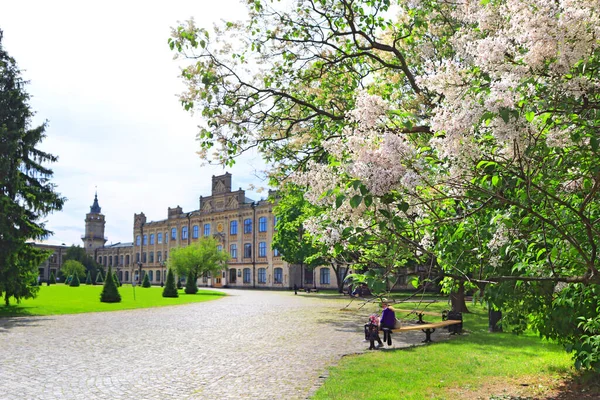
[0, 305, 37, 318]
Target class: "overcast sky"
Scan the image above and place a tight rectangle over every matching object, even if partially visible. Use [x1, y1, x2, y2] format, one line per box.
[1, 0, 269, 246]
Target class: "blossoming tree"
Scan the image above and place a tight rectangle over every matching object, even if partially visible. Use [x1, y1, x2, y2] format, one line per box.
[171, 0, 600, 369]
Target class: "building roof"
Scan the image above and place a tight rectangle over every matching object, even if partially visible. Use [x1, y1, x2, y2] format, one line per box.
[90, 192, 102, 214]
[104, 242, 133, 249]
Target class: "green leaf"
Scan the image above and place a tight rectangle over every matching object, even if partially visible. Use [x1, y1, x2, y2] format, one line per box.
[364, 195, 373, 208]
[335, 194, 345, 209]
[350, 195, 362, 208]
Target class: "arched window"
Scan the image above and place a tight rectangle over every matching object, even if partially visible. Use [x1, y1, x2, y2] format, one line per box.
[156, 270, 161, 282]
[143, 235, 147, 245]
[230, 244, 237, 258]
[148, 270, 153, 282]
[136, 235, 141, 246]
[244, 243, 252, 258]
[274, 268, 283, 284]
[258, 268, 266, 284]
[157, 233, 163, 244]
[171, 228, 176, 240]
[259, 217, 267, 232]
[182, 226, 188, 240]
[150, 234, 155, 245]
[109, 256, 113, 266]
[125, 254, 130, 265]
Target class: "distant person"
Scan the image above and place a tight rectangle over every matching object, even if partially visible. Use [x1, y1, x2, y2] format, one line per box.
[380, 302, 396, 346]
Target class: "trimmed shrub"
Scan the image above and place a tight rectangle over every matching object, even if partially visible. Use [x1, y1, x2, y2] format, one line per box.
[49, 271, 56, 285]
[113, 272, 121, 287]
[96, 271, 104, 284]
[85, 271, 92, 285]
[162, 268, 178, 298]
[142, 271, 151, 288]
[176, 278, 182, 290]
[184, 270, 198, 294]
[64, 276, 71, 285]
[100, 266, 121, 303]
[70, 272, 80, 287]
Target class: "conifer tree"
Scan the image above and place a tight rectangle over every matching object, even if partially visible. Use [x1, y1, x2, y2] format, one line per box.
[100, 266, 121, 303]
[162, 268, 178, 298]
[184, 269, 198, 294]
[142, 271, 151, 288]
[69, 272, 80, 287]
[113, 272, 120, 287]
[49, 271, 56, 285]
[85, 271, 92, 285]
[95, 271, 104, 284]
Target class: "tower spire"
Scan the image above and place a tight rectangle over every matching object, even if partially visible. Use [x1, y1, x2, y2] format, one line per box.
[90, 190, 101, 214]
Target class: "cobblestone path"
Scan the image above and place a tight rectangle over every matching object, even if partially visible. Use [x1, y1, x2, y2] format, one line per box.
[0, 289, 441, 399]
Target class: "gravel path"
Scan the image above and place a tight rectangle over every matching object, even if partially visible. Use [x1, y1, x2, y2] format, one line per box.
[0, 289, 443, 399]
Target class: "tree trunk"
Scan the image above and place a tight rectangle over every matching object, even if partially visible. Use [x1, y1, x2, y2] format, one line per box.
[450, 280, 470, 313]
[488, 303, 503, 332]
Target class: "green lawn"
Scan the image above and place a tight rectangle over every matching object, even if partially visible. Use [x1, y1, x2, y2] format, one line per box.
[0, 284, 225, 317]
[313, 300, 585, 400]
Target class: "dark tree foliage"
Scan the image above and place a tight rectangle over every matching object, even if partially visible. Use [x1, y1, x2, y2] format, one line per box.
[64, 245, 101, 283]
[49, 271, 56, 285]
[184, 269, 198, 294]
[95, 271, 104, 284]
[85, 271, 92, 285]
[176, 278, 182, 290]
[0, 30, 65, 305]
[162, 268, 178, 298]
[113, 272, 120, 287]
[100, 266, 121, 303]
[69, 272, 80, 287]
[142, 271, 151, 288]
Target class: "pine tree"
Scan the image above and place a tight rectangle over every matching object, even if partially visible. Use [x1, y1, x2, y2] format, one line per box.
[0, 30, 65, 305]
[176, 278, 183, 290]
[85, 271, 92, 285]
[69, 272, 80, 287]
[49, 271, 56, 285]
[113, 272, 120, 287]
[184, 269, 198, 294]
[162, 268, 178, 298]
[100, 266, 121, 303]
[95, 271, 104, 284]
[142, 271, 151, 288]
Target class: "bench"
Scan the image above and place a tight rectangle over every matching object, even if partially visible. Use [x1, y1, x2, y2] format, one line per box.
[304, 288, 319, 293]
[383, 320, 462, 343]
[395, 309, 441, 324]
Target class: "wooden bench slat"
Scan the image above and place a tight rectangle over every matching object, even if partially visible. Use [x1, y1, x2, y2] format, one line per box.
[392, 319, 461, 333]
[395, 309, 440, 317]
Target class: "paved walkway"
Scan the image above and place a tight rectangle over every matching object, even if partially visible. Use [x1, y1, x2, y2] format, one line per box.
[0, 289, 447, 399]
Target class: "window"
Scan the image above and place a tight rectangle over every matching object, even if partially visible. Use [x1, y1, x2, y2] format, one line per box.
[203, 223, 211, 236]
[103, 256, 107, 266]
[156, 270, 161, 282]
[165, 232, 169, 243]
[243, 268, 251, 283]
[125, 255, 130, 265]
[157, 233, 162, 244]
[259, 217, 267, 232]
[136, 235, 141, 246]
[109, 256, 113, 266]
[230, 244, 237, 258]
[182, 226, 188, 240]
[97, 256, 101, 263]
[149, 252, 154, 263]
[274, 268, 283, 284]
[136, 253, 140, 262]
[217, 245, 223, 252]
[273, 248, 280, 257]
[125, 271, 129, 281]
[171, 228, 176, 240]
[142, 252, 147, 263]
[258, 268, 266, 284]
[244, 218, 252, 234]
[149, 234, 154, 245]
[244, 243, 252, 258]
[143, 235, 148, 245]
[157, 251, 162, 263]
[165, 251, 168, 260]
[304, 266, 313, 285]
[320, 268, 330, 285]
[119, 255, 123, 266]
[230, 220, 238, 235]
[192, 225, 199, 239]
[259, 242, 267, 257]
[148, 270, 153, 282]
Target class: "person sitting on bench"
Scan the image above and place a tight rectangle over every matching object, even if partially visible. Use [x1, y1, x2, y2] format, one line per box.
[380, 302, 396, 346]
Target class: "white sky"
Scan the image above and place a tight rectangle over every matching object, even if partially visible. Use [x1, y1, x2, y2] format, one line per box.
[1, 0, 269, 246]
